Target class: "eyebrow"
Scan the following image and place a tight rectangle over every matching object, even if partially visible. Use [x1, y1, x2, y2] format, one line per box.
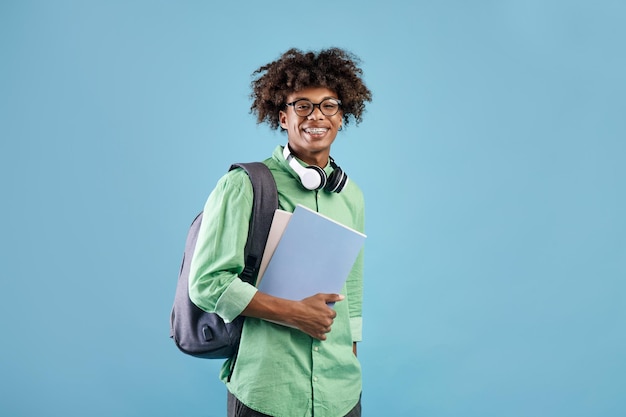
[291, 96, 339, 102]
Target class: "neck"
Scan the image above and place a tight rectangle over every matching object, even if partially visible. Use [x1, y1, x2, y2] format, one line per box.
[288, 146, 329, 168]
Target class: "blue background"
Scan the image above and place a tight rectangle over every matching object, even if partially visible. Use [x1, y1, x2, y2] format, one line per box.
[1, 1, 624, 416]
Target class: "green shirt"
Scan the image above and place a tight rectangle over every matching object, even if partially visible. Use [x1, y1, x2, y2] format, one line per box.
[189, 145, 365, 417]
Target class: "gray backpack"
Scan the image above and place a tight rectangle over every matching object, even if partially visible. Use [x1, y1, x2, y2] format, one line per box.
[170, 162, 278, 359]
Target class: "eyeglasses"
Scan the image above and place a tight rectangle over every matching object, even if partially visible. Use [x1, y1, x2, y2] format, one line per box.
[285, 98, 342, 117]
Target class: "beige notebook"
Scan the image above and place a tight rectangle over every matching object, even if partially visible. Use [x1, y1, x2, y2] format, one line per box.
[256, 209, 292, 285]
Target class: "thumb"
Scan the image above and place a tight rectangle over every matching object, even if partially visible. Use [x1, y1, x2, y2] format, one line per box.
[324, 293, 345, 303]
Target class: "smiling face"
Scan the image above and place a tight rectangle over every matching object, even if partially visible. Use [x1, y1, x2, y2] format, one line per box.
[279, 87, 343, 167]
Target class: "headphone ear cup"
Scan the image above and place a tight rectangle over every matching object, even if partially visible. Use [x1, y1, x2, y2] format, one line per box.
[325, 167, 348, 193]
[301, 165, 327, 191]
[284, 144, 327, 190]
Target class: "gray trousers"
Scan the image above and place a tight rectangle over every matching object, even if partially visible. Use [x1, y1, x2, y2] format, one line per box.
[227, 391, 361, 417]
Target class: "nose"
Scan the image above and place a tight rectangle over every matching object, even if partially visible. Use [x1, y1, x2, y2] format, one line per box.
[307, 104, 325, 119]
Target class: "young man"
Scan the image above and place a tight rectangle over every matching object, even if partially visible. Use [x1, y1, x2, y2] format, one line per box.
[188, 48, 372, 417]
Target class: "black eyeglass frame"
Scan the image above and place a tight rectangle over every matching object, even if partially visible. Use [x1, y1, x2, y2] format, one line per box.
[285, 98, 342, 117]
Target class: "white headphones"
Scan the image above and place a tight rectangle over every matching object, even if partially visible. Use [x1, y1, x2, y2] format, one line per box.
[282, 144, 348, 193]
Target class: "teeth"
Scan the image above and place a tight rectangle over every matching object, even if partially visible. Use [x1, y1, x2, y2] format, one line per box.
[306, 128, 328, 134]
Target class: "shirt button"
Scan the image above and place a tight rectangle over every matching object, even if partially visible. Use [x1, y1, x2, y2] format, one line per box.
[313, 346, 319, 352]
[313, 376, 318, 382]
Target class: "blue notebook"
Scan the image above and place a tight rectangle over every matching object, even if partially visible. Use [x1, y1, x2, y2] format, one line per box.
[257, 204, 366, 300]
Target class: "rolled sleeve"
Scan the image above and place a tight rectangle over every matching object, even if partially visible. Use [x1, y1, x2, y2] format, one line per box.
[215, 277, 258, 323]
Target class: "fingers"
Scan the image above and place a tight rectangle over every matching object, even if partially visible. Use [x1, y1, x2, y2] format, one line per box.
[304, 314, 334, 341]
[316, 320, 335, 340]
[315, 326, 332, 341]
[297, 293, 346, 340]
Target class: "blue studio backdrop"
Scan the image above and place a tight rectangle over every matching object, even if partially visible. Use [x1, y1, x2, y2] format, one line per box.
[1, 1, 624, 416]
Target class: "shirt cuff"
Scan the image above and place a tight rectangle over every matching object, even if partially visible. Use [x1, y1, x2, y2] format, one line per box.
[350, 316, 363, 342]
[214, 277, 258, 323]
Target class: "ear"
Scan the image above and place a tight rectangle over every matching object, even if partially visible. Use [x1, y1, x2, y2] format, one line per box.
[279, 110, 288, 130]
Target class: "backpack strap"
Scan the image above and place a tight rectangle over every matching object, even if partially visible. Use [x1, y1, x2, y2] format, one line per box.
[229, 162, 278, 284]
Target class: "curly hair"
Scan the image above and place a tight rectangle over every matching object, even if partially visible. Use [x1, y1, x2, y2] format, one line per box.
[250, 48, 372, 130]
